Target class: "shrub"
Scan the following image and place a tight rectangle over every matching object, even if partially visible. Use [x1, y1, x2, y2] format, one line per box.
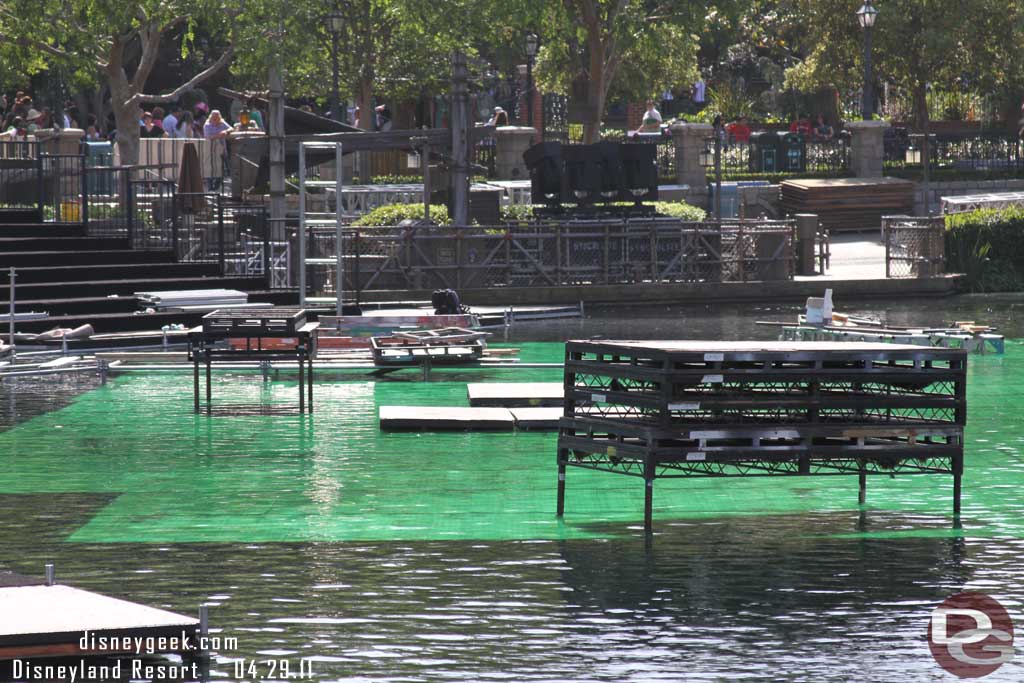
[351, 203, 450, 227]
[945, 207, 1024, 291]
[651, 201, 707, 221]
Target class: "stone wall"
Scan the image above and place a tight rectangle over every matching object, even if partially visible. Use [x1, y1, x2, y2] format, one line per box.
[914, 178, 1024, 215]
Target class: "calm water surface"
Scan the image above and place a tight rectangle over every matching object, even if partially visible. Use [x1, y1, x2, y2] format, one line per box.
[2, 295, 1024, 683]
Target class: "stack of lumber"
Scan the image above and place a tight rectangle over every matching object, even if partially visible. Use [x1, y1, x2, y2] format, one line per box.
[780, 177, 914, 232]
[136, 289, 249, 310]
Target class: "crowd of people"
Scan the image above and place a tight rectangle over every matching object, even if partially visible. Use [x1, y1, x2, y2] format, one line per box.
[0, 90, 265, 144]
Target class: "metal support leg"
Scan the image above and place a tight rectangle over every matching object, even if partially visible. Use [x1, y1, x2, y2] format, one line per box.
[858, 465, 867, 506]
[307, 353, 313, 412]
[298, 357, 305, 414]
[556, 451, 566, 517]
[953, 454, 963, 517]
[205, 350, 212, 414]
[193, 352, 200, 413]
[643, 455, 655, 536]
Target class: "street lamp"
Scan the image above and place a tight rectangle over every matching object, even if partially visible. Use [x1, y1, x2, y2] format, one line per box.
[700, 122, 723, 220]
[857, 1, 878, 121]
[907, 133, 935, 215]
[328, 10, 344, 122]
[525, 32, 539, 129]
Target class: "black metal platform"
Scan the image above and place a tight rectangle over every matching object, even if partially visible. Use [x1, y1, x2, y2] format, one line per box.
[555, 341, 968, 533]
[187, 308, 319, 414]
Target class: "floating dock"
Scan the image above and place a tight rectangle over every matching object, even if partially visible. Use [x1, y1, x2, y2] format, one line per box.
[556, 340, 967, 533]
[467, 382, 564, 407]
[379, 406, 561, 431]
[0, 570, 199, 660]
[780, 323, 1004, 354]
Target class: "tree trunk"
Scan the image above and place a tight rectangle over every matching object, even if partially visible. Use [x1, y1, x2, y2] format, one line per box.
[913, 85, 928, 132]
[112, 94, 141, 168]
[582, 32, 606, 144]
[357, 76, 373, 182]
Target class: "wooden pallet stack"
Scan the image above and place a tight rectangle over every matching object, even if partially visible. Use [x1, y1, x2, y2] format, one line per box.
[556, 340, 967, 533]
[780, 178, 914, 232]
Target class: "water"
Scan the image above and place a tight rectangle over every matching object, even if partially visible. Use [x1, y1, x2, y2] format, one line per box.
[2, 295, 1024, 682]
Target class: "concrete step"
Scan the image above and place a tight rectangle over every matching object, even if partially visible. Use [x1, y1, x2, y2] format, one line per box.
[0, 275, 266, 301]
[5, 262, 220, 284]
[0, 236, 131, 252]
[0, 223, 87, 237]
[0, 249, 177, 267]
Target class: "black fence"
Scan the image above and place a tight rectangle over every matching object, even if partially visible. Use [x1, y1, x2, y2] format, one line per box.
[299, 219, 796, 298]
[885, 131, 1024, 174]
[717, 136, 850, 176]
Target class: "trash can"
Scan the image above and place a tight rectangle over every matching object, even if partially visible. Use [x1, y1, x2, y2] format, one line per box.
[708, 180, 771, 218]
[83, 141, 114, 195]
[748, 131, 780, 173]
[779, 133, 806, 172]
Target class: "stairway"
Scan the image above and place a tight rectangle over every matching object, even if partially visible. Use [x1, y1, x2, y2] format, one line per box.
[0, 210, 291, 340]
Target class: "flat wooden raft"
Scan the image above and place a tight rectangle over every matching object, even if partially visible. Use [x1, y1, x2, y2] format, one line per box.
[467, 382, 564, 407]
[0, 583, 198, 660]
[780, 177, 914, 232]
[379, 406, 561, 431]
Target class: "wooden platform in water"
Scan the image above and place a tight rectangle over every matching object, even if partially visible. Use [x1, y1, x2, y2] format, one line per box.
[467, 382, 564, 407]
[379, 405, 561, 431]
[0, 577, 198, 660]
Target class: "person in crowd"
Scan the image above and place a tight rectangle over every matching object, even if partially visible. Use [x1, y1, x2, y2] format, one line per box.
[636, 99, 662, 134]
[25, 108, 44, 133]
[246, 98, 264, 130]
[151, 106, 165, 132]
[375, 104, 392, 131]
[789, 113, 813, 136]
[140, 112, 163, 138]
[174, 111, 194, 138]
[203, 109, 232, 189]
[193, 111, 207, 137]
[726, 115, 752, 144]
[486, 106, 509, 127]
[163, 106, 181, 138]
[813, 113, 834, 141]
[3, 116, 25, 137]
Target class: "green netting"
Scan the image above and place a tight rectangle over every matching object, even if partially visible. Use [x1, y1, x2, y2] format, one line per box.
[0, 342, 1020, 543]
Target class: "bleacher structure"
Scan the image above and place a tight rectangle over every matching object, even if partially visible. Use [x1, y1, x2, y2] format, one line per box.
[555, 340, 967, 533]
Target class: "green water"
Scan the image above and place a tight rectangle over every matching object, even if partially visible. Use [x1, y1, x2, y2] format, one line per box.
[2, 342, 1021, 544]
[4, 300, 1024, 682]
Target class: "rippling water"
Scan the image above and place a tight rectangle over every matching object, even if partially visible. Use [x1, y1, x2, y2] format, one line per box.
[3, 296, 1024, 682]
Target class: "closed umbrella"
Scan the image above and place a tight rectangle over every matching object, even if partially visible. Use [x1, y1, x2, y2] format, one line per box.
[177, 141, 206, 213]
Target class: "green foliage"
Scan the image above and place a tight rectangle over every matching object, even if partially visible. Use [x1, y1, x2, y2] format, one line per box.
[713, 171, 851, 183]
[652, 201, 707, 221]
[945, 208, 1024, 291]
[369, 174, 423, 185]
[707, 82, 757, 121]
[351, 203, 450, 227]
[500, 203, 535, 222]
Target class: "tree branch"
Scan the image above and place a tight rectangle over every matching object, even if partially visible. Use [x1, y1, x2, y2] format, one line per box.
[131, 20, 167, 91]
[132, 45, 235, 105]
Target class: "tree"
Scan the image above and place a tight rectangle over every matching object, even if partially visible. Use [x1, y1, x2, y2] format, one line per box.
[0, 0, 236, 164]
[786, 0, 1024, 130]
[533, 1, 702, 143]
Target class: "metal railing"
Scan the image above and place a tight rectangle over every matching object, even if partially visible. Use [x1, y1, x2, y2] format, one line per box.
[882, 215, 945, 278]
[300, 218, 796, 298]
[885, 132, 1024, 174]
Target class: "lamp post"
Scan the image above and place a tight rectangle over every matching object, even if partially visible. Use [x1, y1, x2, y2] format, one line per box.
[525, 32, 539, 129]
[328, 10, 344, 121]
[857, 1, 879, 121]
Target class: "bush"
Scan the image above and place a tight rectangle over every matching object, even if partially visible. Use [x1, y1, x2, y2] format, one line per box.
[351, 203, 450, 227]
[651, 201, 707, 221]
[945, 207, 1024, 291]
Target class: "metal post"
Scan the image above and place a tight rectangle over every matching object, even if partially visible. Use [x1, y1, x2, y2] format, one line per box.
[36, 155, 44, 220]
[451, 52, 470, 226]
[335, 143, 344, 316]
[859, 464, 867, 505]
[714, 125, 722, 220]
[330, 34, 340, 122]
[526, 58, 535, 128]
[80, 152, 89, 229]
[45, 563, 55, 586]
[268, 50, 287, 244]
[199, 604, 209, 640]
[422, 143, 431, 223]
[99, 359, 108, 385]
[217, 196, 225, 276]
[298, 143, 307, 306]
[862, 25, 873, 120]
[922, 128, 931, 216]
[8, 267, 14, 355]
